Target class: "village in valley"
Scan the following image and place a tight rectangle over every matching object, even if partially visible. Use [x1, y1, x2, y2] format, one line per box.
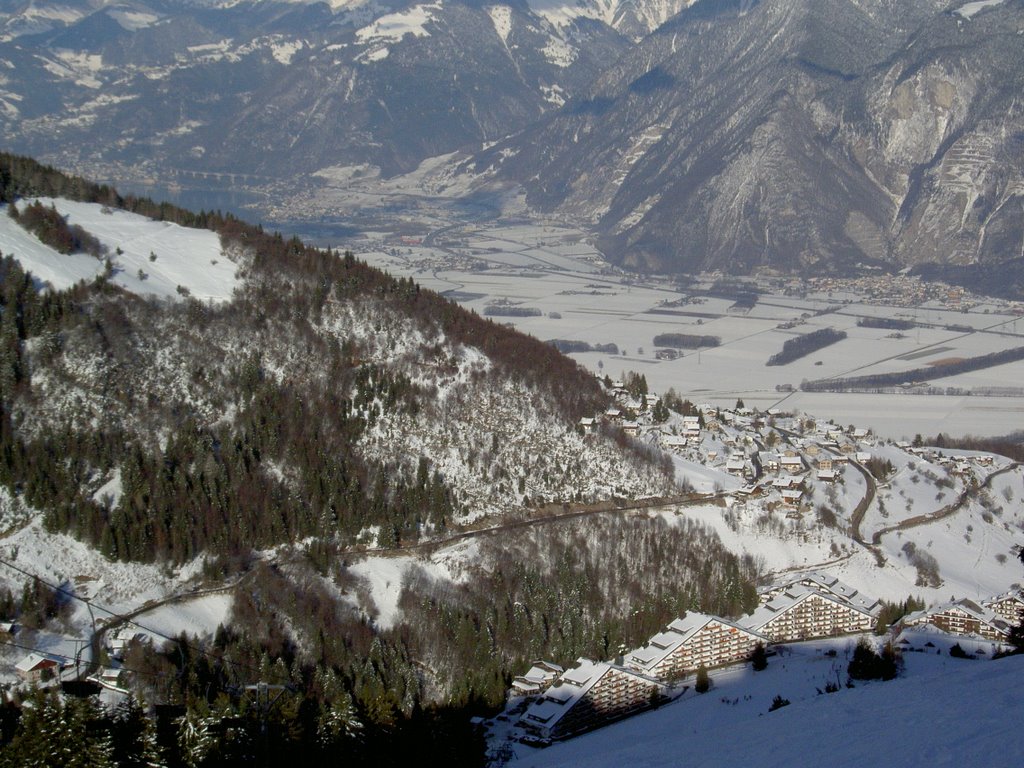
[476, 376, 1024, 755]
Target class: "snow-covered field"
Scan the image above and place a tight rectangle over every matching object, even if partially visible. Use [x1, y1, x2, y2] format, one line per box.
[499, 640, 1024, 767]
[129, 593, 234, 645]
[0, 198, 238, 301]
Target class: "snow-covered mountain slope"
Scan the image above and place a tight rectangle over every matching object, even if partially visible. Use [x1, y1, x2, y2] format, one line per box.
[0, 0, 632, 179]
[526, 0, 698, 39]
[0, 199, 237, 301]
[0, 190, 671, 537]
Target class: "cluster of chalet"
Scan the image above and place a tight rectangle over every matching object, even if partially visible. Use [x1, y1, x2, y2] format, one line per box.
[581, 390, 1009, 525]
[580, 381, 704, 445]
[516, 572, 881, 741]
[0, 621, 149, 690]
[893, 442, 996, 476]
[897, 589, 1024, 643]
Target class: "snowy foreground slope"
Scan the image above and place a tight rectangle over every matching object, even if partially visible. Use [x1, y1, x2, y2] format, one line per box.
[507, 645, 1024, 767]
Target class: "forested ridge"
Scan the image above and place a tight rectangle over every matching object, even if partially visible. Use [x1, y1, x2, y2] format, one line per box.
[0, 152, 625, 561]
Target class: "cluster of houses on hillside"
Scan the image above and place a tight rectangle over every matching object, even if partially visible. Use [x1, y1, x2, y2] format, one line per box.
[509, 571, 1024, 743]
[0, 622, 149, 692]
[582, 386, 1004, 520]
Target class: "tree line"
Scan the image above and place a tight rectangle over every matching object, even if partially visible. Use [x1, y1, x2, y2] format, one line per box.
[767, 328, 846, 366]
[801, 345, 1024, 391]
[652, 333, 720, 349]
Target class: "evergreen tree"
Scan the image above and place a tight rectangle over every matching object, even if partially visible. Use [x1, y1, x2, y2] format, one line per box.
[847, 639, 898, 681]
[768, 694, 790, 711]
[316, 676, 362, 748]
[694, 665, 710, 693]
[750, 642, 768, 671]
[110, 697, 166, 768]
[176, 707, 216, 768]
[651, 399, 669, 424]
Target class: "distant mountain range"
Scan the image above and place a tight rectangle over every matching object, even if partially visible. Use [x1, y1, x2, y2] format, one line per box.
[481, 0, 1024, 275]
[3, 0, 1024, 277]
[0, 0, 661, 176]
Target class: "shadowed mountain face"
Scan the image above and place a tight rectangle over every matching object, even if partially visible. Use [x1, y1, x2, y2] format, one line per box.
[480, 0, 1024, 275]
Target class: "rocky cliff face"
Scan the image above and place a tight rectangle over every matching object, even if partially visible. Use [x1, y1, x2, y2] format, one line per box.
[482, 0, 1024, 275]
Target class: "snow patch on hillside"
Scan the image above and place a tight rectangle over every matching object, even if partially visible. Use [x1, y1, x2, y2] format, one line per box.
[0, 511, 204, 626]
[356, 3, 442, 44]
[487, 5, 513, 44]
[348, 552, 467, 629]
[130, 594, 234, 643]
[0, 198, 238, 302]
[270, 39, 306, 65]
[541, 36, 577, 67]
[39, 52, 102, 89]
[956, 0, 1007, 20]
[107, 8, 162, 30]
[91, 469, 123, 510]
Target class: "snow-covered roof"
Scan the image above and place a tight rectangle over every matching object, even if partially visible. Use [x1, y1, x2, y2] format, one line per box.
[648, 630, 681, 649]
[624, 612, 767, 673]
[904, 599, 1011, 635]
[742, 584, 877, 632]
[521, 658, 667, 735]
[760, 572, 880, 615]
[985, 589, 1024, 606]
[515, 661, 563, 688]
[15, 652, 61, 673]
[521, 658, 609, 728]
